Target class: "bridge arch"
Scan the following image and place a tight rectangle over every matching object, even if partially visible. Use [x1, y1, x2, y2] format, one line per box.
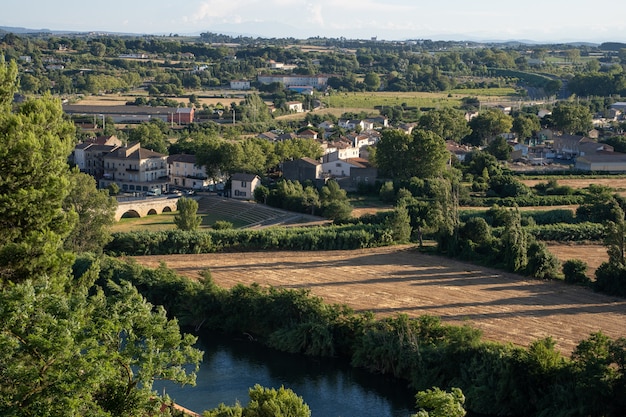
[120, 209, 141, 219]
[114, 197, 181, 221]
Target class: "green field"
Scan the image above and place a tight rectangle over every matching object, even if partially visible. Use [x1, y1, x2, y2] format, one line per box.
[325, 89, 518, 110]
[448, 87, 518, 97]
[326, 91, 459, 110]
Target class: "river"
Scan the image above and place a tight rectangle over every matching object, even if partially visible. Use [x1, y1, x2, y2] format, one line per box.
[155, 331, 417, 417]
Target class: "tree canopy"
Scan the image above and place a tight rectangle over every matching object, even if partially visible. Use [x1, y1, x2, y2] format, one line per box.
[374, 128, 450, 180]
[0, 59, 202, 416]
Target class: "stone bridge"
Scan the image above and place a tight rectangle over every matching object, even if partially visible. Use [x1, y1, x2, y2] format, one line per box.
[115, 196, 180, 221]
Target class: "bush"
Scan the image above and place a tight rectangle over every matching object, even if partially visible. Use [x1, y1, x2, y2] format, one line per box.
[563, 259, 591, 285]
[526, 241, 561, 280]
[212, 220, 234, 230]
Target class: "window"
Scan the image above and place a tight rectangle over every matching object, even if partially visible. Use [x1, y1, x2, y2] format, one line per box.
[241, 181, 247, 187]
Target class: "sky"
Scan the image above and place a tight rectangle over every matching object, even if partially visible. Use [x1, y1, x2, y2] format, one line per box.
[3, 0, 626, 43]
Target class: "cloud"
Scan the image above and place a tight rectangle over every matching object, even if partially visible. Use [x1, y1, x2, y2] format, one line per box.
[306, 2, 324, 26]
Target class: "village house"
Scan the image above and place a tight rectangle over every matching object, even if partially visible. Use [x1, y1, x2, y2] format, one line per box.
[296, 129, 318, 140]
[167, 154, 211, 190]
[287, 101, 304, 113]
[257, 74, 329, 89]
[553, 134, 609, 159]
[230, 173, 261, 200]
[98, 142, 169, 195]
[338, 119, 373, 131]
[322, 143, 360, 163]
[167, 107, 195, 125]
[230, 80, 251, 90]
[282, 157, 324, 184]
[73, 135, 123, 180]
[575, 151, 626, 172]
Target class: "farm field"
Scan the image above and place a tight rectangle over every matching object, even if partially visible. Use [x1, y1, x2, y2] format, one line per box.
[520, 177, 626, 190]
[546, 243, 608, 278]
[132, 245, 626, 356]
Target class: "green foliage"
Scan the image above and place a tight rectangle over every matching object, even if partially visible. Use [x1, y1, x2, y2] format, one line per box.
[551, 102, 593, 135]
[385, 205, 412, 243]
[524, 222, 605, 242]
[0, 67, 77, 282]
[563, 259, 591, 285]
[204, 385, 310, 417]
[374, 129, 450, 180]
[595, 261, 626, 297]
[212, 220, 234, 230]
[466, 108, 513, 146]
[63, 170, 117, 253]
[500, 208, 527, 272]
[320, 180, 353, 222]
[105, 224, 395, 255]
[418, 108, 471, 142]
[0, 271, 202, 416]
[107, 182, 121, 196]
[486, 136, 512, 161]
[512, 113, 541, 140]
[488, 174, 530, 198]
[379, 181, 396, 203]
[174, 197, 202, 231]
[412, 387, 466, 417]
[525, 241, 561, 280]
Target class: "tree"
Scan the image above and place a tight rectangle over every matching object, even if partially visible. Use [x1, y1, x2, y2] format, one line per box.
[374, 129, 412, 179]
[0, 74, 77, 282]
[466, 108, 513, 146]
[412, 387, 466, 417]
[63, 170, 117, 253]
[374, 129, 449, 180]
[544, 79, 562, 98]
[320, 180, 352, 222]
[418, 108, 471, 142]
[128, 121, 168, 154]
[0, 275, 202, 416]
[0, 59, 202, 415]
[174, 197, 202, 231]
[385, 205, 412, 243]
[245, 385, 311, 417]
[410, 129, 450, 179]
[486, 136, 512, 161]
[563, 259, 591, 285]
[500, 208, 528, 272]
[204, 385, 310, 417]
[552, 102, 592, 135]
[512, 114, 540, 141]
[363, 72, 381, 91]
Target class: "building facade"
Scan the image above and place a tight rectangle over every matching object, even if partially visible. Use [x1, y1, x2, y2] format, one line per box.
[99, 142, 169, 194]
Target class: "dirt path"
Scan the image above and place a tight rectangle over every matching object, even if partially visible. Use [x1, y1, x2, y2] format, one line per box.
[132, 245, 626, 356]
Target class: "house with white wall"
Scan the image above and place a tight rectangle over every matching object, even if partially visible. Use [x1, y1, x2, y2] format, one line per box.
[230, 173, 261, 200]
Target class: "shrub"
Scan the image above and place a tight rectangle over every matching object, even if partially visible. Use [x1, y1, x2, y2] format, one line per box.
[563, 259, 591, 285]
[212, 220, 234, 230]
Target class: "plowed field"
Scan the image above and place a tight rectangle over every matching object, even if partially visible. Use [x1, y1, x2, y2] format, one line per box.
[132, 245, 626, 356]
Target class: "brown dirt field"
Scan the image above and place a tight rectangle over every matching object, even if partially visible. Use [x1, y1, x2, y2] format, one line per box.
[521, 178, 626, 190]
[546, 243, 608, 278]
[132, 245, 626, 356]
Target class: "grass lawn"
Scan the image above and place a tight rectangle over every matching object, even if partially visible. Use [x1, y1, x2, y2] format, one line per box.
[111, 211, 256, 233]
[112, 212, 178, 233]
